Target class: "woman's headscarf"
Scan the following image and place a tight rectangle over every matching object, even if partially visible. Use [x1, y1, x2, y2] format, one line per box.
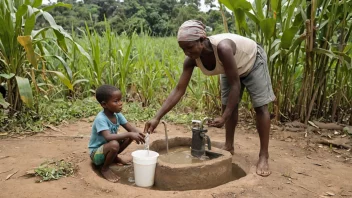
[177, 20, 206, 42]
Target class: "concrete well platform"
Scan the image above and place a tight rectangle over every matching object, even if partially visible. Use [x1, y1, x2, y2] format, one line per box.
[150, 137, 235, 191]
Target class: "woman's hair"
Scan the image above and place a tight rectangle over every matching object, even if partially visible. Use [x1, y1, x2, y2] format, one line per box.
[177, 20, 206, 42]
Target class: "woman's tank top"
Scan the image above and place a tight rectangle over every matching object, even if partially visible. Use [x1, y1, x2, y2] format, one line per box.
[195, 33, 257, 77]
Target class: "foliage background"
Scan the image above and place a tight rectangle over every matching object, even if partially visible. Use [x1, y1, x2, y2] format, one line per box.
[0, 0, 351, 133]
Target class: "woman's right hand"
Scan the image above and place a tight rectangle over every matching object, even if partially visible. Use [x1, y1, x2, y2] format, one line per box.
[144, 118, 160, 134]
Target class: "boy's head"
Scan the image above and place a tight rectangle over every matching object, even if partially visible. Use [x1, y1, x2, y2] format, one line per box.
[95, 85, 123, 113]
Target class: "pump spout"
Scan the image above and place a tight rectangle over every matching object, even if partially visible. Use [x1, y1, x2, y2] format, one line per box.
[200, 117, 211, 129]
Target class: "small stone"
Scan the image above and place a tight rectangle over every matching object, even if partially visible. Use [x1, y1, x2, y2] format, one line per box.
[63, 187, 67, 190]
[325, 192, 335, 196]
[327, 184, 332, 187]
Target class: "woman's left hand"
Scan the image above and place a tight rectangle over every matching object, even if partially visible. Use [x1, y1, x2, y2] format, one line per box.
[208, 116, 226, 128]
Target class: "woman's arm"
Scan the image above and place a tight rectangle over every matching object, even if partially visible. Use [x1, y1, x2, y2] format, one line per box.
[211, 39, 241, 126]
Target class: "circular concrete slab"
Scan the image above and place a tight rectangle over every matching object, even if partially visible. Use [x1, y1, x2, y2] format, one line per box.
[150, 137, 239, 191]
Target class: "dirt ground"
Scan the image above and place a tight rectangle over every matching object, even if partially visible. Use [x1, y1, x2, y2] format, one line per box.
[1, 118, 351, 198]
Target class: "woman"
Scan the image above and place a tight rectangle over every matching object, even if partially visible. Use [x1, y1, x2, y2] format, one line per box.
[144, 20, 275, 177]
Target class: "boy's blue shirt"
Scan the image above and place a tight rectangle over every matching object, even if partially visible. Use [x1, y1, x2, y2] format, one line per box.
[88, 111, 128, 154]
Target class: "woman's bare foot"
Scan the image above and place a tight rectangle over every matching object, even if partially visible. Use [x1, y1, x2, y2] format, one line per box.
[101, 168, 120, 182]
[256, 154, 271, 177]
[221, 145, 234, 155]
[116, 155, 132, 165]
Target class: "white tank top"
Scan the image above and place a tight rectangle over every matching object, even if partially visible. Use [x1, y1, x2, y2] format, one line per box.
[195, 33, 257, 77]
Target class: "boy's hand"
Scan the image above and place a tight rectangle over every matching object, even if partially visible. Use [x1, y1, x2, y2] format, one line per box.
[129, 132, 145, 144]
[144, 118, 160, 133]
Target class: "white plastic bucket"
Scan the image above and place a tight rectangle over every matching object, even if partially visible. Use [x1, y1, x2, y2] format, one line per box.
[131, 150, 159, 187]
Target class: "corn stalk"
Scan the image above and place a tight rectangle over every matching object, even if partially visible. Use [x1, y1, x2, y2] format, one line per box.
[0, 0, 90, 114]
[219, 0, 352, 123]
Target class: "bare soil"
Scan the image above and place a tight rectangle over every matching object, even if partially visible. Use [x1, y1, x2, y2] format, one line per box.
[1, 118, 351, 198]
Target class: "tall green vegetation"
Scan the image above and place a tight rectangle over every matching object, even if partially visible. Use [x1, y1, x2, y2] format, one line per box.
[220, 0, 352, 124]
[0, 0, 90, 114]
[0, 0, 351, 133]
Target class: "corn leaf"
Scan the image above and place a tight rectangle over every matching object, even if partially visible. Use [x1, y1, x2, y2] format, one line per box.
[15, 5, 28, 27]
[48, 55, 72, 80]
[72, 79, 89, 86]
[219, 0, 252, 10]
[17, 35, 38, 68]
[46, 71, 73, 91]
[15, 76, 34, 108]
[313, 48, 337, 59]
[245, 11, 260, 25]
[288, 34, 306, 53]
[0, 73, 15, 79]
[24, 13, 36, 36]
[281, 27, 300, 49]
[260, 18, 276, 40]
[270, 50, 281, 62]
[271, 0, 279, 13]
[32, 0, 42, 8]
[0, 94, 10, 109]
[255, 0, 264, 20]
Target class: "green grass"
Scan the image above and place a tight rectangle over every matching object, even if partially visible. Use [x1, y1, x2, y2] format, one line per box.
[0, 96, 210, 133]
[34, 159, 76, 183]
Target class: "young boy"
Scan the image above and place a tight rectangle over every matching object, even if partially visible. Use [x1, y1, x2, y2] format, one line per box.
[88, 85, 145, 182]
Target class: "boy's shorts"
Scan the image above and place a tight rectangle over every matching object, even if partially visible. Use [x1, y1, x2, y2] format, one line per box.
[90, 145, 105, 166]
[89, 140, 126, 166]
[220, 44, 276, 108]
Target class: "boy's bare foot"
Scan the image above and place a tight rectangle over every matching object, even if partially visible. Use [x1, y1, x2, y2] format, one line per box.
[101, 168, 120, 182]
[256, 154, 271, 177]
[116, 155, 132, 165]
[221, 145, 234, 155]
